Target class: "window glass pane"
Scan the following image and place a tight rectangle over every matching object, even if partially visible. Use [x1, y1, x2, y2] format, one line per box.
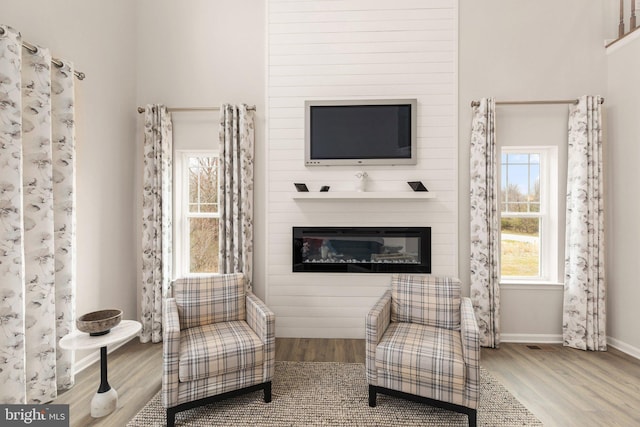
[501, 217, 540, 277]
[511, 202, 528, 212]
[189, 217, 220, 273]
[504, 184, 526, 212]
[529, 164, 540, 203]
[189, 167, 199, 205]
[199, 163, 218, 208]
[187, 156, 218, 213]
[502, 152, 542, 213]
[200, 203, 218, 213]
[199, 157, 214, 168]
[507, 153, 529, 163]
[507, 164, 527, 193]
[189, 157, 200, 168]
[500, 165, 507, 208]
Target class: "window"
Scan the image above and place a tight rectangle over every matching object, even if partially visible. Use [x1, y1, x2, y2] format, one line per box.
[500, 148, 558, 282]
[176, 152, 220, 276]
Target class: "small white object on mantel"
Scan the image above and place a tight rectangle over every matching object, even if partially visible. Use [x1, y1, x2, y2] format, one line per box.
[354, 171, 368, 192]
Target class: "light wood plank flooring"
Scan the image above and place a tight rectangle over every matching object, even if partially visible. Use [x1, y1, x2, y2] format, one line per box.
[275, 337, 365, 363]
[52, 339, 163, 427]
[54, 339, 640, 427]
[481, 343, 640, 427]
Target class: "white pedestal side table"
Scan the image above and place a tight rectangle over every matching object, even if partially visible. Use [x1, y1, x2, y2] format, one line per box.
[59, 319, 142, 417]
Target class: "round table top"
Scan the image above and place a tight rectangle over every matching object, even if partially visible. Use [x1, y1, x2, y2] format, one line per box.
[59, 320, 142, 351]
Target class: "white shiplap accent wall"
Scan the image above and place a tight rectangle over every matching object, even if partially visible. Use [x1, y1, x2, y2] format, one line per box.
[266, 0, 459, 338]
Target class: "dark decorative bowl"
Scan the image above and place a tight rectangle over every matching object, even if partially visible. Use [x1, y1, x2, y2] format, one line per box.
[77, 309, 123, 336]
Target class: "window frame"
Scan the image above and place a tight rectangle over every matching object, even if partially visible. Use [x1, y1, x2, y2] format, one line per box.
[499, 146, 559, 284]
[174, 150, 220, 278]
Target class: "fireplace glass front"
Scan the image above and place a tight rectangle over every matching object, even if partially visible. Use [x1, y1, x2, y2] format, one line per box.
[292, 226, 431, 273]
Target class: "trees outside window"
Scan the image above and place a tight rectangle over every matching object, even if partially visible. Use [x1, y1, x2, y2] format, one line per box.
[500, 148, 558, 282]
[177, 152, 220, 275]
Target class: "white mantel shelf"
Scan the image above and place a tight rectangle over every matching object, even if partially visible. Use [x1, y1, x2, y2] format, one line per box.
[292, 191, 436, 200]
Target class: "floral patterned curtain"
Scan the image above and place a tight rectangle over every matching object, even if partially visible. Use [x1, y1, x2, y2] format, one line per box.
[141, 105, 172, 343]
[563, 95, 606, 351]
[0, 25, 76, 404]
[469, 97, 501, 348]
[219, 104, 254, 290]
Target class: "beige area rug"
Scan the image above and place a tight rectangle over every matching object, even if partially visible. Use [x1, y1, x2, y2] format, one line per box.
[128, 361, 542, 426]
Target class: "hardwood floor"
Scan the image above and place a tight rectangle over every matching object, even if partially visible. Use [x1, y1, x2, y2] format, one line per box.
[52, 339, 163, 427]
[481, 343, 640, 427]
[275, 337, 365, 363]
[54, 338, 640, 426]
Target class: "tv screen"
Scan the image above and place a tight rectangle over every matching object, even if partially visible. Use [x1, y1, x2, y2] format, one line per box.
[304, 99, 417, 166]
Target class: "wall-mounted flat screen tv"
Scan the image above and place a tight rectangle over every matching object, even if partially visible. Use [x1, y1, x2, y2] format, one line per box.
[304, 99, 417, 166]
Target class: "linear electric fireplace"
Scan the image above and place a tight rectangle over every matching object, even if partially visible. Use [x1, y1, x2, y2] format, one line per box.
[292, 226, 431, 273]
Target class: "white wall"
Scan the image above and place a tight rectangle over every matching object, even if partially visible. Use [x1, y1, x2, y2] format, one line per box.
[4, 1, 634, 350]
[1, 0, 138, 360]
[134, 0, 267, 300]
[605, 35, 640, 357]
[459, 0, 607, 341]
[266, 0, 459, 338]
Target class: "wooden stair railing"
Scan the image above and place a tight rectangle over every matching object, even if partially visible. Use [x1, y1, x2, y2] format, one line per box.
[609, 0, 640, 48]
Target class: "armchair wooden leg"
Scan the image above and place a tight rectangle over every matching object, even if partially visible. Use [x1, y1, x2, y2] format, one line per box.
[264, 381, 272, 403]
[368, 385, 377, 407]
[166, 408, 176, 427]
[468, 409, 477, 427]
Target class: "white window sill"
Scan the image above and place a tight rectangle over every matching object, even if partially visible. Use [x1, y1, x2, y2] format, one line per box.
[499, 281, 563, 291]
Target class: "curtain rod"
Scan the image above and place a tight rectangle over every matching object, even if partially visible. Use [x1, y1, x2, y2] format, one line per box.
[470, 98, 605, 107]
[136, 106, 257, 114]
[0, 27, 86, 80]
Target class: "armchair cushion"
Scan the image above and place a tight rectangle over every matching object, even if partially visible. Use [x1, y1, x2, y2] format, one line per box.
[391, 274, 461, 330]
[178, 320, 264, 382]
[375, 322, 465, 404]
[174, 273, 246, 329]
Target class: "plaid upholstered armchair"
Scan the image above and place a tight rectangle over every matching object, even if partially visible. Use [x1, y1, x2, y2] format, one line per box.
[163, 273, 275, 427]
[366, 274, 480, 427]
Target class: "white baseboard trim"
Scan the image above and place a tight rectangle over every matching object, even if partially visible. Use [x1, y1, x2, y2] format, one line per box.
[500, 333, 562, 343]
[500, 334, 640, 361]
[607, 337, 640, 360]
[73, 336, 136, 375]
